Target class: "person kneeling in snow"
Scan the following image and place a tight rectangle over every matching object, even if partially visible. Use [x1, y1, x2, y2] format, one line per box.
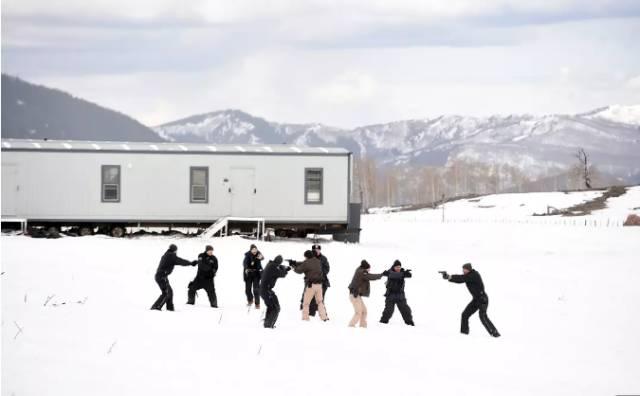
[186, 245, 218, 308]
[151, 244, 196, 311]
[259, 255, 291, 328]
[441, 263, 500, 337]
[347, 260, 383, 328]
[379, 260, 415, 326]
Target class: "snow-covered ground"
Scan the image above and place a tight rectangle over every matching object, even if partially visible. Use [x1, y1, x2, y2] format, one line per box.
[370, 187, 640, 226]
[2, 190, 640, 396]
[588, 186, 640, 220]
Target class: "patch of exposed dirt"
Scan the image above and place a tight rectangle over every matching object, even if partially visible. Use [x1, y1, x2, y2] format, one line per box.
[562, 186, 628, 216]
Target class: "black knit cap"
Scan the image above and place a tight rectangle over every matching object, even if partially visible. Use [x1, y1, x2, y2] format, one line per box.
[304, 250, 314, 259]
[360, 260, 370, 269]
[250, 244, 257, 250]
[205, 245, 214, 252]
[168, 244, 177, 252]
[274, 255, 283, 264]
[462, 263, 473, 271]
[393, 260, 402, 268]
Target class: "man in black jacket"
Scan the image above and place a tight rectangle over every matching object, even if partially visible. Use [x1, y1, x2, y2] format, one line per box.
[151, 244, 196, 311]
[442, 263, 500, 337]
[380, 260, 414, 326]
[243, 244, 264, 309]
[259, 255, 291, 328]
[187, 245, 219, 308]
[302, 244, 330, 316]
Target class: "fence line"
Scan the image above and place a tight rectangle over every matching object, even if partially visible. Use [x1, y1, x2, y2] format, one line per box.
[366, 215, 626, 228]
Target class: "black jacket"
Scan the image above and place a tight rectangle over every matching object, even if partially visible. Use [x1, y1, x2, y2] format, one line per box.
[243, 251, 263, 279]
[155, 250, 193, 277]
[260, 260, 289, 292]
[195, 252, 218, 280]
[449, 270, 486, 300]
[384, 268, 412, 298]
[318, 254, 331, 287]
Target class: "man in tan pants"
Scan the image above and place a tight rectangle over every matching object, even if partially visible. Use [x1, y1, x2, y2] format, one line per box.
[303, 283, 327, 320]
[349, 295, 368, 327]
[348, 260, 383, 327]
[291, 250, 328, 321]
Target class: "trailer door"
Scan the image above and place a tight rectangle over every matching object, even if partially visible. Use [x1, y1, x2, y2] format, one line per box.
[1, 164, 19, 216]
[230, 167, 256, 217]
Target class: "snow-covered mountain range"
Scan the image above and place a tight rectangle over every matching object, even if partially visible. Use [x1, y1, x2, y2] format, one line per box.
[155, 106, 640, 182]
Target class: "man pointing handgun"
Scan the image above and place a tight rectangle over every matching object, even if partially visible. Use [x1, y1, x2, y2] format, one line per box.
[441, 263, 500, 337]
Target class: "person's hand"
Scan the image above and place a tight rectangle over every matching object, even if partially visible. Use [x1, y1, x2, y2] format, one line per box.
[191, 260, 198, 266]
[382, 270, 389, 276]
[404, 269, 412, 273]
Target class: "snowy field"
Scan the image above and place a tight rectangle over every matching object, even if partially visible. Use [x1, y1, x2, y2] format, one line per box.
[371, 186, 640, 226]
[2, 191, 640, 396]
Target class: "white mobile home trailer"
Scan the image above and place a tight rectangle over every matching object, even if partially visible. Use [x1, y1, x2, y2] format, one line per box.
[1, 139, 359, 240]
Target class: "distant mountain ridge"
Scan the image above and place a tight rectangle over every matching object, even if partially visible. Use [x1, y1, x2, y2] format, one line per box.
[155, 107, 640, 182]
[1, 74, 163, 142]
[2, 74, 638, 183]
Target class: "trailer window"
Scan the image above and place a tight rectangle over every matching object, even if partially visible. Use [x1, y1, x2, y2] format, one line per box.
[305, 168, 323, 204]
[101, 165, 121, 202]
[190, 167, 209, 203]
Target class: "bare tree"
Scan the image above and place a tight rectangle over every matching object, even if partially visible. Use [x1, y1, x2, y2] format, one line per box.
[353, 155, 379, 210]
[575, 148, 592, 189]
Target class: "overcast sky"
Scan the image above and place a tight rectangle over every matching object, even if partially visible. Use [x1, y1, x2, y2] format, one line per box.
[2, 0, 639, 128]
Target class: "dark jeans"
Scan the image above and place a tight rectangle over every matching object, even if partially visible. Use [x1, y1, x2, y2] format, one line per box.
[380, 295, 414, 324]
[151, 274, 174, 311]
[461, 294, 498, 335]
[245, 276, 260, 304]
[261, 289, 280, 328]
[187, 278, 217, 307]
[300, 283, 328, 316]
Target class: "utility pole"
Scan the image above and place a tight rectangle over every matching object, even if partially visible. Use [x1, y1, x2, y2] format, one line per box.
[441, 194, 446, 223]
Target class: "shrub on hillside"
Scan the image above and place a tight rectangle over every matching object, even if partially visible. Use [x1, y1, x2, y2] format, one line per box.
[623, 214, 640, 226]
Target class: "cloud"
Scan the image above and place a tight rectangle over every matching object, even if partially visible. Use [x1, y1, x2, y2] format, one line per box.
[627, 75, 640, 90]
[311, 72, 377, 105]
[2, 0, 639, 127]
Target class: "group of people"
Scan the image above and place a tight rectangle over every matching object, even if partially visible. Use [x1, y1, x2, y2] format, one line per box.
[150, 243, 500, 337]
[241, 244, 331, 326]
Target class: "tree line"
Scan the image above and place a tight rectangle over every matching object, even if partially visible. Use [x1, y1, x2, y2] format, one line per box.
[352, 148, 603, 210]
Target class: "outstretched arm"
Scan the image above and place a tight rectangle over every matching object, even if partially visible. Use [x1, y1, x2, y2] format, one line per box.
[366, 273, 384, 281]
[448, 274, 467, 283]
[293, 264, 305, 274]
[276, 265, 290, 278]
[176, 256, 194, 267]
